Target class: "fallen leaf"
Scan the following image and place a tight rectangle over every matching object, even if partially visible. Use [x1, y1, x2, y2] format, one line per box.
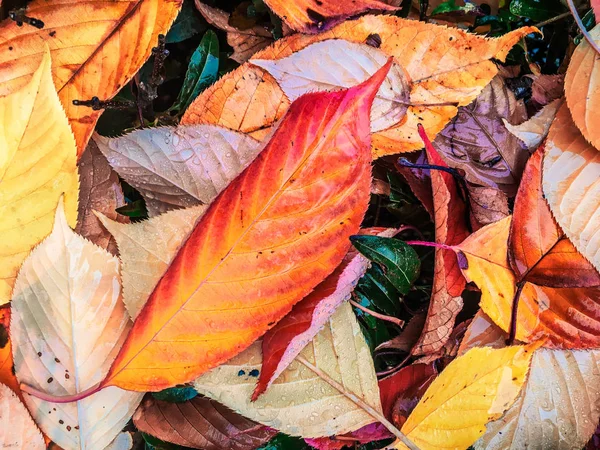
[528, 73, 565, 107]
[0, 305, 19, 398]
[11, 202, 143, 450]
[76, 140, 128, 255]
[133, 394, 276, 449]
[0, 49, 79, 305]
[262, 0, 397, 33]
[395, 152, 435, 218]
[95, 125, 262, 216]
[253, 229, 396, 400]
[394, 344, 537, 449]
[251, 40, 411, 133]
[564, 24, 600, 150]
[378, 363, 437, 426]
[195, 1, 274, 63]
[503, 99, 562, 150]
[476, 348, 600, 450]
[543, 103, 600, 273]
[182, 15, 537, 156]
[96, 205, 207, 319]
[411, 126, 469, 356]
[467, 183, 510, 229]
[0, 383, 45, 450]
[0, 0, 181, 154]
[457, 310, 509, 355]
[194, 302, 383, 438]
[433, 74, 529, 197]
[305, 423, 392, 450]
[375, 312, 427, 353]
[100, 60, 391, 392]
[458, 217, 600, 348]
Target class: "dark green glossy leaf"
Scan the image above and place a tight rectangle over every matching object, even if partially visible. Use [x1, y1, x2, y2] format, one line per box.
[172, 30, 219, 113]
[257, 433, 312, 450]
[165, 0, 206, 43]
[350, 236, 420, 295]
[509, 0, 564, 22]
[151, 386, 198, 403]
[357, 265, 401, 316]
[116, 200, 148, 218]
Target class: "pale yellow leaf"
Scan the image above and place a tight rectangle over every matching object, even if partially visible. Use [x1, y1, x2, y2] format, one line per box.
[94, 125, 261, 215]
[476, 348, 600, 450]
[0, 383, 45, 450]
[251, 39, 410, 132]
[395, 344, 537, 449]
[194, 301, 382, 438]
[0, 49, 79, 304]
[11, 202, 143, 450]
[542, 103, 600, 273]
[96, 205, 207, 319]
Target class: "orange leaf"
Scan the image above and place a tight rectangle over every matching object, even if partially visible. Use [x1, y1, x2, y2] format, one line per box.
[564, 25, 600, 150]
[182, 15, 536, 156]
[411, 126, 469, 355]
[263, 0, 396, 33]
[100, 60, 392, 392]
[0, 0, 182, 155]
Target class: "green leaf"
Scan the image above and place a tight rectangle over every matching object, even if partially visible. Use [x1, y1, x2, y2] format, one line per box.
[356, 265, 402, 316]
[165, 0, 206, 43]
[509, 0, 564, 22]
[431, 0, 479, 15]
[350, 236, 421, 295]
[257, 433, 313, 449]
[172, 30, 219, 113]
[151, 386, 198, 403]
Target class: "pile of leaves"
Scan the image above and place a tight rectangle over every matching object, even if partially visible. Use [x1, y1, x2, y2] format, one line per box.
[0, 0, 599, 449]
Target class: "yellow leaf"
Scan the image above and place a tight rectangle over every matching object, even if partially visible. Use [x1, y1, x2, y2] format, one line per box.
[0, 49, 79, 304]
[182, 15, 537, 157]
[394, 344, 537, 449]
[0, 0, 182, 154]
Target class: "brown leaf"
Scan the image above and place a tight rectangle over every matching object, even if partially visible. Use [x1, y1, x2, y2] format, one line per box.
[503, 99, 562, 150]
[395, 152, 434, 219]
[466, 183, 510, 230]
[76, 140, 128, 255]
[195, 1, 274, 63]
[411, 127, 469, 356]
[376, 312, 426, 353]
[133, 395, 276, 450]
[527, 73, 565, 107]
[433, 74, 529, 197]
[457, 310, 509, 355]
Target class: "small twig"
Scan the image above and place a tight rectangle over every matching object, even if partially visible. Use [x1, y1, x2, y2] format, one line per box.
[349, 298, 405, 328]
[419, 0, 429, 21]
[296, 355, 419, 450]
[567, 0, 600, 56]
[8, 8, 44, 28]
[507, 281, 525, 345]
[72, 97, 136, 111]
[534, 11, 572, 28]
[404, 240, 456, 252]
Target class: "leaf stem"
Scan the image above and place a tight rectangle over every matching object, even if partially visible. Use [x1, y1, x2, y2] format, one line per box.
[296, 355, 419, 450]
[507, 281, 525, 345]
[349, 299, 405, 328]
[19, 381, 102, 403]
[567, 0, 600, 56]
[404, 240, 456, 252]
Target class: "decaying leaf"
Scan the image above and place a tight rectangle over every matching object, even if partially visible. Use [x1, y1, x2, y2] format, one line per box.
[95, 125, 262, 216]
[543, 103, 600, 273]
[412, 127, 469, 356]
[182, 15, 537, 157]
[262, 0, 396, 33]
[528, 74, 564, 107]
[254, 228, 397, 400]
[133, 394, 276, 449]
[252, 39, 411, 133]
[0, 50, 79, 305]
[376, 312, 426, 353]
[467, 183, 510, 229]
[433, 74, 529, 197]
[0, 383, 45, 450]
[97, 205, 207, 318]
[195, 1, 274, 63]
[194, 302, 383, 438]
[564, 24, 600, 150]
[504, 99, 562, 150]
[0, 0, 182, 153]
[76, 140, 128, 255]
[11, 203, 143, 450]
[100, 62, 390, 392]
[476, 348, 600, 450]
[394, 344, 538, 449]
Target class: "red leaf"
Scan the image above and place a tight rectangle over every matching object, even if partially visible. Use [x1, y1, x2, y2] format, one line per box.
[305, 423, 392, 450]
[412, 125, 470, 355]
